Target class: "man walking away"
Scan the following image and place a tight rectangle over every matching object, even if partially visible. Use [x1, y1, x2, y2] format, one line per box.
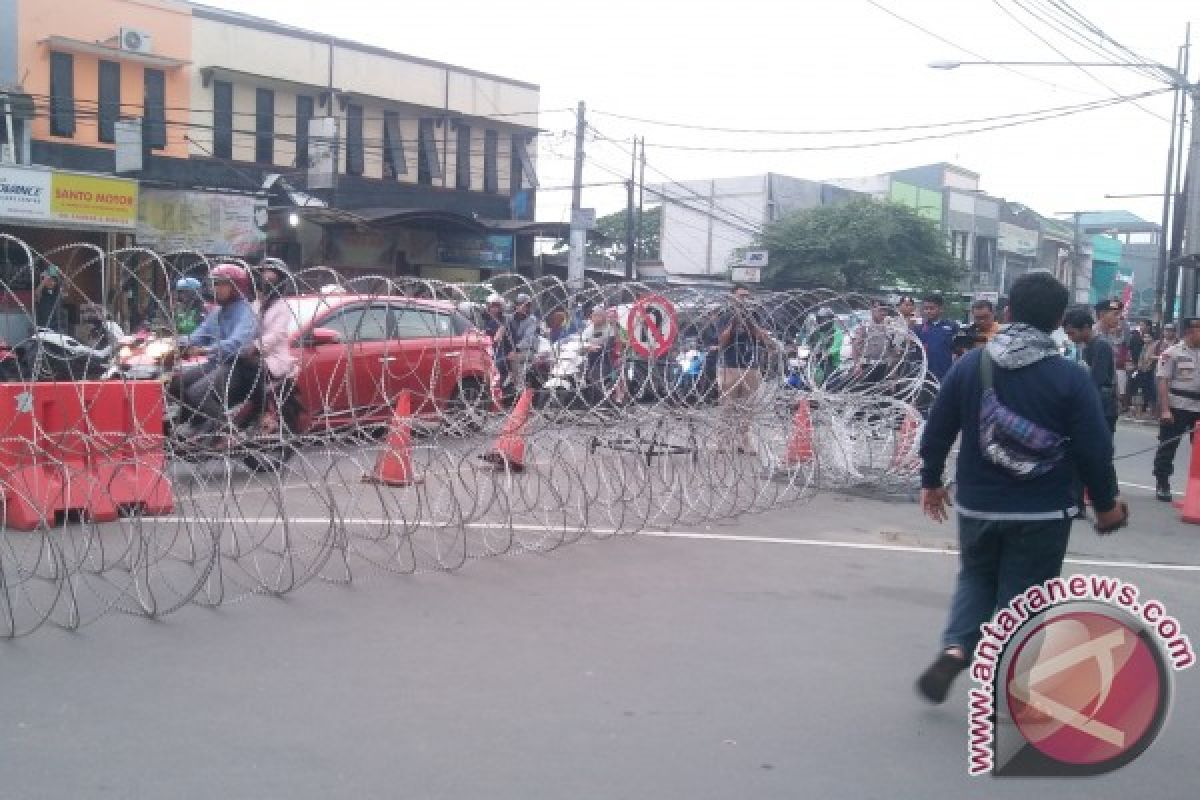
[915, 272, 1126, 704]
[1152, 317, 1200, 501]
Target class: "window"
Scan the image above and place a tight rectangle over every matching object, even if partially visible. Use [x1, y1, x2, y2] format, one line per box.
[394, 308, 451, 339]
[98, 61, 121, 143]
[974, 236, 996, 273]
[417, 118, 441, 185]
[455, 124, 471, 189]
[383, 111, 406, 179]
[143, 68, 166, 150]
[324, 306, 390, 342]
[510, 135, 538, 195]
[212, 80, 233, 159]
[509, 134, 523, 194]
[49, 52, 75, 137]
[483, 129, 498, 194]
[254, 88, 274, 164]
[295, 96, 314, 167]
[345, 104, 363, 176]
[950, 231, 970, 261]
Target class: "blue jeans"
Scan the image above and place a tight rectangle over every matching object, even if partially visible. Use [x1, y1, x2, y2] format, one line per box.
[941, 515, 1072, 654]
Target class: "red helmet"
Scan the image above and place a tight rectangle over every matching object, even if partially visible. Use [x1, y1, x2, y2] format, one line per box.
[209, 264, 251, 298]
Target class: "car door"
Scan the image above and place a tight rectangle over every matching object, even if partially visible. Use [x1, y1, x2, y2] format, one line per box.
[387, 305, 446, 413]
[300, 304, 392, 425]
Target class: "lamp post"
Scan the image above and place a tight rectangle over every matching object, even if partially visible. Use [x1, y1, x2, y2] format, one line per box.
[929, 57, 1198, 318]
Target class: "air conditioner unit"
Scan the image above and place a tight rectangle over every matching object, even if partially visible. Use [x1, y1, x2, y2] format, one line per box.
[119, 28, 153, 54]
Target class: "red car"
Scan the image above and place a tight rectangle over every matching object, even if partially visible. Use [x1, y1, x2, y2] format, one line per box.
[284, 292, 497, 430]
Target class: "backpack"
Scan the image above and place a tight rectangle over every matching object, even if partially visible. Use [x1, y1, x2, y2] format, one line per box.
[978, 350, 1068, 480]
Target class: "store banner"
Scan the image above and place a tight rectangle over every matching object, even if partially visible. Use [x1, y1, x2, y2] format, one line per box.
[50, 172, 138, 227]
[136, 189, 268, 256]
[0, 166, 51, 222]
[0, 166, 137, 230]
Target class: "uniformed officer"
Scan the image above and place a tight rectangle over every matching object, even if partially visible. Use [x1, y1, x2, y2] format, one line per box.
[1152, 316, 1200, 501]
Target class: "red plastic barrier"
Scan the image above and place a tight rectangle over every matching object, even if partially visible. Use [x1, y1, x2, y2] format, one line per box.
[0, 382, 173, 531]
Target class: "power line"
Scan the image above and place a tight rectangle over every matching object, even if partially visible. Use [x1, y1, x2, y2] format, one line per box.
[587, 88, 1170, 153]
[864, 0, 1101, 96]
[992, 0, 1171, 123]
[591, 92, 1161, 136]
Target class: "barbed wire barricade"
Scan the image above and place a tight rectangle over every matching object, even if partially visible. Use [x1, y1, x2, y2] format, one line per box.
[0, 235, 934, 636]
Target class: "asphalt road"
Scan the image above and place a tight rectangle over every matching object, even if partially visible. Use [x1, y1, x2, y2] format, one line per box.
[0, 422, 1196, 799]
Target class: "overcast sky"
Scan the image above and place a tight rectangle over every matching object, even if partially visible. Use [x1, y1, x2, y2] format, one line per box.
[203, 0, 1196, 229]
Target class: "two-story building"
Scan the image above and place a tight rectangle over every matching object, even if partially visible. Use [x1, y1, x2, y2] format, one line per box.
[1, 0, 547, 322]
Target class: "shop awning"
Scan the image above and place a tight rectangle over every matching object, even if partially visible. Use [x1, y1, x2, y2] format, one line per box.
[41, 36, 189, 70]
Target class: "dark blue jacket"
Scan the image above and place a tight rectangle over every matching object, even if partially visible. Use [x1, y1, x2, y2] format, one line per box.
[917, 318, 958, 380]
[920, 347, 1118, 515]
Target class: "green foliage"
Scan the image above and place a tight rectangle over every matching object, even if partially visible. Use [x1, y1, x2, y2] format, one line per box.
[555, 206, 661, 260]
[759, 198, 962, 291]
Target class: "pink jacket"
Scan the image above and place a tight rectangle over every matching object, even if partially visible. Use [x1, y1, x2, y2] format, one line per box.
[257, 299, 298, 379]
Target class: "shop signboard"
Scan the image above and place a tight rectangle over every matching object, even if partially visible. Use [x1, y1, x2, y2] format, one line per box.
[437, 233, 515, 270]
[0, 166, 137, 230]
[136, 189, 268, 255]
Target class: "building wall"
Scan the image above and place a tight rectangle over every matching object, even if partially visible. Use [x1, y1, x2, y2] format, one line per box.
[657, 176, 766, 277]
[18, 0, 192, 158]
[187, 12, 537, 195]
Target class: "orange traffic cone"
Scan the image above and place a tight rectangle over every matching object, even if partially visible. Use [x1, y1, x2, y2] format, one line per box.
[482, 387, 533, 472]
[786, 398, 814, 466]
[892, 409, 921, 469]
[364, 391, 421, 487]
[1175, 422, 1200, 524]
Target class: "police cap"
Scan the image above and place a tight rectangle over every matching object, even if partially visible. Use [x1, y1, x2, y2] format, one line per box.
[1093, 298, 1123, 313]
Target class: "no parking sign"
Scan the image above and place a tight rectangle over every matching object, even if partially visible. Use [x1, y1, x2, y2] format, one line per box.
[626, 294, 678, 359]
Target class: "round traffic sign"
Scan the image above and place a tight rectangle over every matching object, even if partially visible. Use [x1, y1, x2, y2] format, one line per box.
[626, 294, 678, 359]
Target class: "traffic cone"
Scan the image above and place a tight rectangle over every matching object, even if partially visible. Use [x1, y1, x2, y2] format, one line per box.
[1176, 422, 1200, 524]
[892, 409, 921, 469]
[364, 391, 421, 487]
[786, 398, 814, 466]
[482, 387, 533, 472]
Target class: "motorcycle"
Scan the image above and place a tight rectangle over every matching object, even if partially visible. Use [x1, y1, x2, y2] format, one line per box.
[14, 319, 126, 381]
[166, 352, 312, 472]
[542, 338, 626, 411]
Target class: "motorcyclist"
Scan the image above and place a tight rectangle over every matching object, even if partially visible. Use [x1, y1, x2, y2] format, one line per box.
[175, 264, 259, 439]
[481, 293, 510, 386]
[499, 293, 540, 393]
[808, 307, 844, 387]
[248, 262, 300, 435]
[171, 277, 208, 335]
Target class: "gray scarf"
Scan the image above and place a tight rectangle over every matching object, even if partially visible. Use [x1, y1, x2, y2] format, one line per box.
[985, 323, 1060, 369]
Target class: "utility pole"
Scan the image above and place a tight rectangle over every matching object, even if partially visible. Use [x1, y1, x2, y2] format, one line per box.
[636, 137, 646, 260]
[568, 100, 587, 290]
[1156, 42, 1187, 324]
[624, 136, 636, 279]
[1071, 211, 1083, 303]
[1181, 85, 1200, 317]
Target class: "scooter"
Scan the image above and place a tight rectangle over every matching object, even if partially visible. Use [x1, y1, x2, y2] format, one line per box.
[14, 319, 126, 381]
[167, 357, 310, 472]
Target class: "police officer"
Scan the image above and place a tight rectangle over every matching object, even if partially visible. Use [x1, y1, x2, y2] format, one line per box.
[1152, 316, 1200, 501]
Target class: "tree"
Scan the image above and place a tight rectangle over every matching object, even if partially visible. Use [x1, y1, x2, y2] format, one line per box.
[555, 206, 661, 261]
[759, 198, 961, 291]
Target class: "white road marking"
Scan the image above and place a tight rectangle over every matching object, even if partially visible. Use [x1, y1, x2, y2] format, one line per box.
[1120, 480, 1183, 496]
[145, 517, 1200, 573]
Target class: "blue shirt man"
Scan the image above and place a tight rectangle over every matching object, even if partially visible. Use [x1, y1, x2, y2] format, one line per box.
[915, 294, 958, 381]
[188, 297, 258, 364]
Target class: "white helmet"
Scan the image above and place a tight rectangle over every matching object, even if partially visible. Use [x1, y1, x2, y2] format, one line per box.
[486, 293, 505, 306]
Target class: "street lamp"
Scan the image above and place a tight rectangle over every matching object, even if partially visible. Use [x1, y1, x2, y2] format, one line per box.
[929, 56, 1198, 320]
